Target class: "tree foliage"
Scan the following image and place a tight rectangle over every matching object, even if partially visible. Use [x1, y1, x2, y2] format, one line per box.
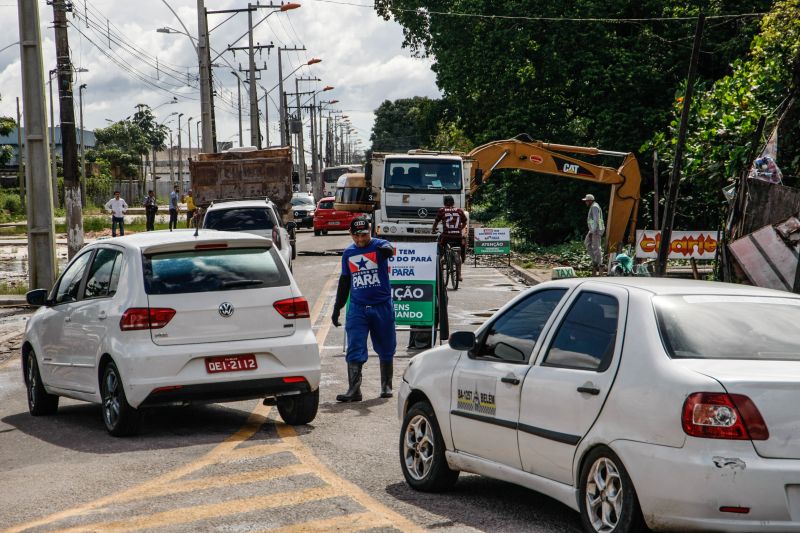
[88, 120, 149, 179]
[0, 92, 16, 166]
[370, 97, 444, 152]
[374, 0, 777, 243]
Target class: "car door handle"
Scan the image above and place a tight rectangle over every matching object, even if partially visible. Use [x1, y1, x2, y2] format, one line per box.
[64, 316, 71, 323]
[577, 386, 601, 395]
[97, 311, 107, 320]
[501, 376, 520, 385]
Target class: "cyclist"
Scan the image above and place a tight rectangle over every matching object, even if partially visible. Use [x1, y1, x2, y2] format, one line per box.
[432, 195, 467, 282]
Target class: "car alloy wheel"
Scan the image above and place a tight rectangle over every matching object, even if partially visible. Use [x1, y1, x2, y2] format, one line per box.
[25, 350, 58, 415]
[403, 413, 435, 480]
[102, 368, 122, 429]
[586, 457, 623, 532]
[100, 362, 141, 436]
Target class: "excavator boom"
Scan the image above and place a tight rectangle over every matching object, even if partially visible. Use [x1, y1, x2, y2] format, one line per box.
[467, 137, 641, 253]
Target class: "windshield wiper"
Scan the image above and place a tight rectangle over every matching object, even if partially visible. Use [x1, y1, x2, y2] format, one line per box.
[388, 184, 413, 190]
[222, 279, 265, 288]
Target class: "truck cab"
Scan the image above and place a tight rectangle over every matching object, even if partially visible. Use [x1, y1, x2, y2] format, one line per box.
[371, 153, 470, 240]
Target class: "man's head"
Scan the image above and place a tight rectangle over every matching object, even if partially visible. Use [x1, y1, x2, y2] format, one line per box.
[582, 193, 595, 206]
[350, 216, 371, 247]
[148, 189, 154, 196]
[174, 185, 179, 192]
[113, 191, 120, 199]
[187, 189, 192, 196]
[443, 195, 455, 207]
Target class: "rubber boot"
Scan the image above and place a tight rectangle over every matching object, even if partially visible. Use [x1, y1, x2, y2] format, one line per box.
[380, 361, 393, 398]
[336, 362, 363, 402]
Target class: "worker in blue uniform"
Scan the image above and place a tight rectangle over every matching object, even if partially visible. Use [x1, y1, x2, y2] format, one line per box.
[331, 217, 396, 402]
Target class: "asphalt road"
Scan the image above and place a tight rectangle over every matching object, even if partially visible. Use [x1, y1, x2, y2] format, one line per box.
[0, 229, 582, 533]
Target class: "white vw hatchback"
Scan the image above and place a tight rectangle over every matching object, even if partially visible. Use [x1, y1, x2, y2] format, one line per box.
[398, 278, 800, 532]
[22, 230, 319, 436]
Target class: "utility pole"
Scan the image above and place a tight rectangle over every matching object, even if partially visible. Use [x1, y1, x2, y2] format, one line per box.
[169, 129, 175, 186]
[79, 84, 86, 204]
[16, 97, 24, 204]
[277, 46, 306, 147]
[48, 70, 57, 206]
[310, 98, 318, 197]
[18, 0, 57, 288]
[295, 79, 305, 178]
[232, 72, 243, 146]
[177, 113, 184, 190]
[188, 117, 193, 161]
[247, 3, 259, 148]
[52, 0, 83, 259]
[197, 0, 214, 153]
[656, 14, 705, 276]
[262, 91, 269, 147]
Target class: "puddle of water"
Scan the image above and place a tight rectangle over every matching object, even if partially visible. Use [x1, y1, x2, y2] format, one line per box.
[473, 312, 493, 317]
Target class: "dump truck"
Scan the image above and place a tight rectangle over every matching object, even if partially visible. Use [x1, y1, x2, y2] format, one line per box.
[188, 146, 294, 224]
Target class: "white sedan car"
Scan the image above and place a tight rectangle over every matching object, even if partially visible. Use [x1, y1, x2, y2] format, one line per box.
[23, 230, 319, 436]
[398, 277, 800, 532]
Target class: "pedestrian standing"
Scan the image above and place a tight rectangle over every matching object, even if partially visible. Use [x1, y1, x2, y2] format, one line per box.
[169, 185, 179, 231]
[143, 189, 158, 231]
[183, 189, 196, 228]
[104, 190, 128, 237]
[582, 193, 605, 276]
[331, 217, 396, 402]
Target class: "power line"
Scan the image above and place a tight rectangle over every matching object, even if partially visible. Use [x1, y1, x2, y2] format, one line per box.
[308, 0, 766, 23]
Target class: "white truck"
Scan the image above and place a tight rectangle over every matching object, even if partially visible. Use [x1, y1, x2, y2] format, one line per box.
[336, 151, 472, 241]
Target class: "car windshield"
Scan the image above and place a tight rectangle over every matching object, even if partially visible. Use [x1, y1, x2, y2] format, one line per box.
[143, 247, 289, 295]
[203, 207, 275, 231]
[655, 295, 800, 360]
[319, 201, 334, 209]
[385, 159, 462, 193]
[291, 197, 314, 206]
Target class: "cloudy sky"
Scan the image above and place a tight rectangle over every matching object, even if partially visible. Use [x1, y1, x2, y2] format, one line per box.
[0, 0, 440, 156]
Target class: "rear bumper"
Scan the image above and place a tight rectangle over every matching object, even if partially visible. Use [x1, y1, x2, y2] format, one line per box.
[294, 215, 314, 228]
[615, 438, 800, 531]
[116, 329, 320, 408]
[140, 377, 311, 407]
[314, 219, 348, 230]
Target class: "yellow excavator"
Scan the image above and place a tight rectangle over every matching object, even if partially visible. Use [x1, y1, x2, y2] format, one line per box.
[334, 135, 642, 252]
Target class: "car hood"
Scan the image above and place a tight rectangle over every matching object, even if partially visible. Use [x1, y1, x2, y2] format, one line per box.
[676, 358, 800, 459]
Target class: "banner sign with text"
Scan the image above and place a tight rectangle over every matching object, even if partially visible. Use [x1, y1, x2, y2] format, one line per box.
[474, 228, 511, 255]
[388, 242, 437, 326]
[635, 230, 719, 260]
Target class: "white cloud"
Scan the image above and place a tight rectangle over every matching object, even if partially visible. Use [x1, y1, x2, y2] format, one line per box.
[0, 0, 440, 158]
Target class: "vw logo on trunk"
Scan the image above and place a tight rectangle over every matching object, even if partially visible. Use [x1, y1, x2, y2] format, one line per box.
[417, 208, 428, 218]
[218, 302, 235, 318]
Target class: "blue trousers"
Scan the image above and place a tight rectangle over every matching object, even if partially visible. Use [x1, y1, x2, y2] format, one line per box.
[345, 301, 396, 364]
[111, 216, 125, 237]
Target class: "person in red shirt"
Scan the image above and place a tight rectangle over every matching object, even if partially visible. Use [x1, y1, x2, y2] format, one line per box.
[432, 195, 467, 282]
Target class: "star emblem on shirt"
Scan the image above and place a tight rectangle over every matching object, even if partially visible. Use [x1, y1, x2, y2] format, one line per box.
[356, 257, 369, 270]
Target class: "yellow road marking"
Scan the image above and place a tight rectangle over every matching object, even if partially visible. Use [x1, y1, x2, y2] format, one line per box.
[261, 511, 389, 533]
[54, 486, 336, 533]
[112, 463, 315, 503]
[223, 442, 294, 462]
[276, 423, 425, 533]
[310, 272, 339, 329]
[3, 403, 272, 533]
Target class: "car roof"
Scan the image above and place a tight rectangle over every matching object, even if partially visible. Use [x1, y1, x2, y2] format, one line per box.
[93, 229, 272, 254]
[320, 196, 335, 202]
[539, 276, 799, 298]
[206, 199, 276, 210]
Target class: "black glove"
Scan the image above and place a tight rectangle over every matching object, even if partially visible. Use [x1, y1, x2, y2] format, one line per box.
[331, 307, 341, 327]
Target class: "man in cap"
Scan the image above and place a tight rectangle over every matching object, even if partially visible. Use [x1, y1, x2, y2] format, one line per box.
[331, 216, 396, 402]
[582, 193, 605, 276]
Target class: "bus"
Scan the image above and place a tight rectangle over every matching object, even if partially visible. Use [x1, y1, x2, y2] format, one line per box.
[322, 165, 362, 197]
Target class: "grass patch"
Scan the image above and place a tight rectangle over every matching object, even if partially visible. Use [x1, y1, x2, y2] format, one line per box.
[0, 281, 29, 295]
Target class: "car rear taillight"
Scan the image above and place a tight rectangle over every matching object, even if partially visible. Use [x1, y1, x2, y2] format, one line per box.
[273, 297, 310, 319]
[682, 392, 769, 440]
[272, 227, 282, 249]
[120, 308, 176, 331]
[282, 376, 306, 384]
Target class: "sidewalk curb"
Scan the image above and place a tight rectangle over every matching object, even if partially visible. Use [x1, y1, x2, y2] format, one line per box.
[508, 263, 548, 286]
[0, 296, 28, 306]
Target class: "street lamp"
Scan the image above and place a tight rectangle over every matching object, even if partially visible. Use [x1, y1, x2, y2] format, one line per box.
[231, 71, 243, 147]
[152, 97, 178, 111]
[278, 55, 321, 146]
[177, 113, 184, 189]
[78, 84, 87, 185]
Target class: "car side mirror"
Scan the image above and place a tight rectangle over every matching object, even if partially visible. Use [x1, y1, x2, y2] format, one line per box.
[449, 331, 476, 351]
[26, 288, 50, 307]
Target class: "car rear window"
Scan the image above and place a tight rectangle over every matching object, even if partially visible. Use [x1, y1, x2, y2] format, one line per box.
[203, 207, 275, 231]
[319, 201, 334, 209]
[655, 295, 800, 360]
[142, 247, 289, 295]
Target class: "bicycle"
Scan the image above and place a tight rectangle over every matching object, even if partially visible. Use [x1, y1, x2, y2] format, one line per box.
[440, 240, 461, 290]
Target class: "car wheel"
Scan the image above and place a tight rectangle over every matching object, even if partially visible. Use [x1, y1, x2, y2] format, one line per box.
[101, 361, 141, 437]
[400, 401, 459, 492]
[277, 389, 319, 425]
[322, 230, 328, 235]
[314, 230, 321, 236]
[25, 350, 59, 416]
[579, 447, 647, 533]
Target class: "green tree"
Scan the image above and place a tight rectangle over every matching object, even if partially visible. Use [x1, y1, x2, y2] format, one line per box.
[88, 120, 149, 179]
[0, 92, 16, 166]
[648, 0, 800, 230]
[370, 97, 444, 152]
[375, 0, 771, 244]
